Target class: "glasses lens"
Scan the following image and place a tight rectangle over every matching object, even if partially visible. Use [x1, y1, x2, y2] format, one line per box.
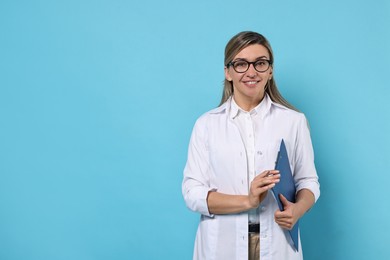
[233, 61, 249, 73]
[254, 60, 270, 72]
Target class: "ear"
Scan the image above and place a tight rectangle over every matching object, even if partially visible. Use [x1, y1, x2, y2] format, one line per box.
[268, 66, 273, 80]
[224, 67, 232, 81]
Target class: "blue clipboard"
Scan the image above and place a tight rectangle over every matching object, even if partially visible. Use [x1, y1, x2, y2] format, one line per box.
[271, 139, 299, 251]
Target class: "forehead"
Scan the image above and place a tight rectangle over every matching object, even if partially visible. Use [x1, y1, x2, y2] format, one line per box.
[234, 44, 270, 60]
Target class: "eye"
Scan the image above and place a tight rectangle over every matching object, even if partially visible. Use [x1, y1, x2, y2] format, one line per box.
[255, 60, 268, 67]
[234, 61, 248, 69]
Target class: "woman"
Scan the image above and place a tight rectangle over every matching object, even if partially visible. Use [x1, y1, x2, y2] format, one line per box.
[182, 31, 320, 260]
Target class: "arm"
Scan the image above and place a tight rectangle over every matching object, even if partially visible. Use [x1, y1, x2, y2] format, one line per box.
[207, 170, 280, 215]
[295, 188, 316, 216]
[274, 114, 319, 229]
[182, 117, 213, 216]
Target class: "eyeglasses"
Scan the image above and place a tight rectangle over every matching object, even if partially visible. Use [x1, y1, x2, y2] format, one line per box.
[227, 59, 272, 73]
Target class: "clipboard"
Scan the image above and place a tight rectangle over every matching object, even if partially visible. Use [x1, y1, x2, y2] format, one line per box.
[271, 139, 299, 251]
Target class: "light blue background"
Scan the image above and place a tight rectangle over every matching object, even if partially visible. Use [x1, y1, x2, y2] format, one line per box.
[1, 0, 389, 259]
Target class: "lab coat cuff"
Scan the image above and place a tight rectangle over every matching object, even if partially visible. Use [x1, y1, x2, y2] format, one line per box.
[296, 183, 320, 202]
[185, 185, 218, 217]
[204, 187, 217, 218]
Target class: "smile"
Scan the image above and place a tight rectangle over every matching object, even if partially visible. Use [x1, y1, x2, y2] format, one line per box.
[243, 81, 260, 85]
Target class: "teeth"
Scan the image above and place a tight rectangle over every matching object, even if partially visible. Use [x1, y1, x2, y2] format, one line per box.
[246, 81, 257, 84]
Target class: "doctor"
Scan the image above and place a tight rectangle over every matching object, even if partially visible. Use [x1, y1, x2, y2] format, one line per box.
[182, 31, 320, 260]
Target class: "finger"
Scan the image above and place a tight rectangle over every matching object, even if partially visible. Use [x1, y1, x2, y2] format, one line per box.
[275, 221, 294, 230]
[274, 211, 286, 219]
[251, 178, 279, 190]
[251, 175, 279, 190]
[266, 174, 281, 181]
[252, 174, 280, 186]
[252, 182, 276, 196]
[275, 213, 292, 220]
[279, 194, 291, 208]
[274, 215, 294, 226]
[275, 218, 293, 225]
[258, 170, 280, 178]
[274, 209, 293, 218]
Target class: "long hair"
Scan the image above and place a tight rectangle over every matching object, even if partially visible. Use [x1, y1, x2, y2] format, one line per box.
[220, 31, 297, 111]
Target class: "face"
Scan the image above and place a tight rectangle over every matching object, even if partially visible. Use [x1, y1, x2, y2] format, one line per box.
[225, 44, 273, 106]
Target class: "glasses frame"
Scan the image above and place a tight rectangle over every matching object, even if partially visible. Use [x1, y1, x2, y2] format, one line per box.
[227, 59, 272, 73]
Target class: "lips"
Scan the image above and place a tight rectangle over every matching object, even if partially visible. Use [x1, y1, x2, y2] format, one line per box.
[242, 80, 260, 86]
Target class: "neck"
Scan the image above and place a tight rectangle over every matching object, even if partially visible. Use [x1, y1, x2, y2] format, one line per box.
[233, 94, 265, 112]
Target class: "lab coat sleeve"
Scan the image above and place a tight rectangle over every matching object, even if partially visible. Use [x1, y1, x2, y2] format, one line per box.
[293, 114, 320, 202]
[182, 116, 216, 217]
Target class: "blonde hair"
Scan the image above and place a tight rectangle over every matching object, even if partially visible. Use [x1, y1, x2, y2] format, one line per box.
[220, 31, 297, 111]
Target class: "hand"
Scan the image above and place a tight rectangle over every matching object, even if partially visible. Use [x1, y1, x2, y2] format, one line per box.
[248, 170, 280, 209]
[274, 194, 301, 230]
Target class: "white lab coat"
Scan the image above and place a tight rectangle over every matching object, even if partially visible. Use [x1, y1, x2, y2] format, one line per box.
[182, 95, 320, 260]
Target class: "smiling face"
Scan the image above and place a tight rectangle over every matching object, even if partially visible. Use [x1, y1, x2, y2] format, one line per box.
[224, 44, 273, 110]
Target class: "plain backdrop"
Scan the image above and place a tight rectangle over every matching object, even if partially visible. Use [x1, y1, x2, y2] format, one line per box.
[1, 0, 389, 259]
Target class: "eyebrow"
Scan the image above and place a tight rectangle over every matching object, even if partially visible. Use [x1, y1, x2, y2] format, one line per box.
[234, 56, 269, 61]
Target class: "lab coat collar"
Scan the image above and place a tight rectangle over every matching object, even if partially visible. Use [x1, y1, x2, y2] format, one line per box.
[210, 94, 274, 120]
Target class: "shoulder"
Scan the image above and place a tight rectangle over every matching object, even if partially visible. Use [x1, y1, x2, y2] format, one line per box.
[189, 102, 229, 141]
[195, 101, 228, 124]
[269, 102, 308, 127]
[271, 102, 305, 118]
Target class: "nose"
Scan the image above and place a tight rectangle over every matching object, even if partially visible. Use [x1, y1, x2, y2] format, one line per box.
[246, 63, 257, 77]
